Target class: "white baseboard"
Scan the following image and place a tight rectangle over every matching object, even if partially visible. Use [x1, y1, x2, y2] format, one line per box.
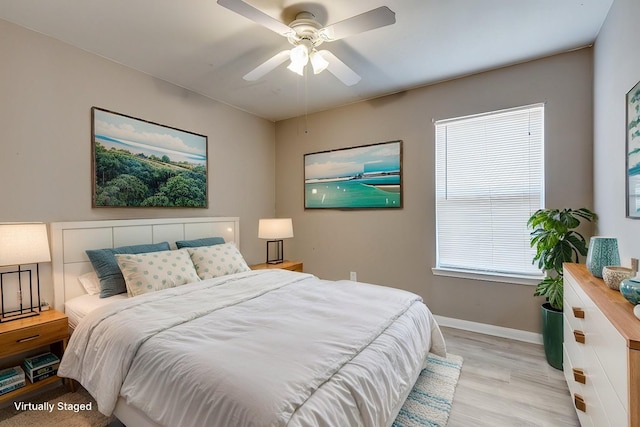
[434, 315, 543, 345]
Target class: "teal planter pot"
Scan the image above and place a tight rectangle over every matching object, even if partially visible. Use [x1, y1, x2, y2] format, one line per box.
[541, 303, 563, 370]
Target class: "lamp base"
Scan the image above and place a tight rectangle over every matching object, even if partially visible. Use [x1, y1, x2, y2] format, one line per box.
[266, 240, 284, 264]
[0, 309, 40, 323]
[1, 266, 42, 323]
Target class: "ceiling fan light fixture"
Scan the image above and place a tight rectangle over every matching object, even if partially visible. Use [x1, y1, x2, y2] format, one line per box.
[310, 50, 329, 74]
[289, 44, 309, 64]
[287, 60, 305, 76]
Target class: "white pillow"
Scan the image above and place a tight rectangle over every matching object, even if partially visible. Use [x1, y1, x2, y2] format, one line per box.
[78, 271, 101, 295]
[115, 248, 200, 297]
[187, 242, 250, 280]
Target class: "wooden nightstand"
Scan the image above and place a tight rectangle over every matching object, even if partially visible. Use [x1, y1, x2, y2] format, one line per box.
[250, 260, 303, 272]
[0, 309, 69, 404]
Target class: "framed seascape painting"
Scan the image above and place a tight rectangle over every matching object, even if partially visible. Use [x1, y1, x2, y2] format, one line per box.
[627, 81, 640, 218]
[92, 107, 208, 208]
[304, 140, 403, 209]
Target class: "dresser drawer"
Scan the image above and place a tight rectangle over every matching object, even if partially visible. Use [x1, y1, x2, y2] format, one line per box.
[564, 276, 587, 333]
[563, 347, 593, 427]
[0, 317, 68, 358]
[563, 344, 624, 427]
[564, 316, 587, 369]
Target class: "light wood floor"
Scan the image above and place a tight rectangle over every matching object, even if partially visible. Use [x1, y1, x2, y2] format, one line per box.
[442, 326, 579, 427]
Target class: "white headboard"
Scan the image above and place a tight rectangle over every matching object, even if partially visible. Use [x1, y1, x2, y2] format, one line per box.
[50, 217, 240, 312]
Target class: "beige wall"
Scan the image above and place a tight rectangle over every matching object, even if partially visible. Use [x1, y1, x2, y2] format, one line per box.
[0, 19, 276, 304]
[275, 49, 594, 333]
[0, 14, 602, 333]
[593, 0, 640, 261]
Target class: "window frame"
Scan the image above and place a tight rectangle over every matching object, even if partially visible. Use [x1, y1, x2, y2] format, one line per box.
[433, 103, 546, 285]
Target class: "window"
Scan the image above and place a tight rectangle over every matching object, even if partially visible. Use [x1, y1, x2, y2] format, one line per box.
[434, 104, 544, 280]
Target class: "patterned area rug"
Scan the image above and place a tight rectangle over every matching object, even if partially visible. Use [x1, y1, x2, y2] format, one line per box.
[0, 353, 463, 427]
[394, 352, 464, 427]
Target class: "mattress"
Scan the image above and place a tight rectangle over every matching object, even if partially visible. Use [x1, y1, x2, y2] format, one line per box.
[60, 269, 445, 427]
[64, 293, 128, 329]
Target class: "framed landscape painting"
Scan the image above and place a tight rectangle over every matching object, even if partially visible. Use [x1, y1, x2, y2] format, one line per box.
[92, 107, 208, 208]
[627, 81, 640, 218]
[304, 140, 403, 209]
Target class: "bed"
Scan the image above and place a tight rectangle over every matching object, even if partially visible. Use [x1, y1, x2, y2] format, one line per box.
[51, 217, 446, 427]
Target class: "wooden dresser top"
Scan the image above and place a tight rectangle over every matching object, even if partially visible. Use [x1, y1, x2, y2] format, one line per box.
[565, 263, 640, 350]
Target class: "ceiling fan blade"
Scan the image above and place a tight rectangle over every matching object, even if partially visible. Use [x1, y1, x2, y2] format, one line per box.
[217, 0, 293, 37]
[318, 51, 361, 86]
[243, 50, 291, 81]
[319, 6, 396, 41]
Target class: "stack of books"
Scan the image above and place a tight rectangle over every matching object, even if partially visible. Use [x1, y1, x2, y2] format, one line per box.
[0, 366, 26, 396]
[23, 352, 60, 383]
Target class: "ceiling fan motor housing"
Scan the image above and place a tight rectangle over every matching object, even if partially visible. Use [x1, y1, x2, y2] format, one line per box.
[287, 12, 324, 48]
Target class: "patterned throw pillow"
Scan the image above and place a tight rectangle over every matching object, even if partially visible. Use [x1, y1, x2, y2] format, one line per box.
[115, 249, 200, 297]
[86, 242, 171, 298]
[186, 242, 250, 280]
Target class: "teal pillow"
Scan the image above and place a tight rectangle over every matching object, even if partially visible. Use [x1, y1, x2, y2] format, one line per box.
[175, 237, 225, 248]
[86, 242, 171, 298]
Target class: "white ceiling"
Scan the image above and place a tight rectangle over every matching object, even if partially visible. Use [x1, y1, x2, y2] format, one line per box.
[0, 0, 613, 121]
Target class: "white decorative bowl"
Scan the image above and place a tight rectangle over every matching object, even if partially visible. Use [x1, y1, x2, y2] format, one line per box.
[602, 266, 634, 290]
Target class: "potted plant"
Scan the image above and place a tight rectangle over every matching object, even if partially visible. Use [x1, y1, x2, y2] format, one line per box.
[528, 207, 597, 370]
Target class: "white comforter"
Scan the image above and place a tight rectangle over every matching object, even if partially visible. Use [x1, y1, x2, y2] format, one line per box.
[59, 270, 445, 427]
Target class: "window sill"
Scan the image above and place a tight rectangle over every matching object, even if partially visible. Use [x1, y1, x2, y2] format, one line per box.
[431, 267, 543, 286]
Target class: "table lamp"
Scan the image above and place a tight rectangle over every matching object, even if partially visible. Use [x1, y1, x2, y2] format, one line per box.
[258, 218, 293, 264]
[0, 223, 51, 322]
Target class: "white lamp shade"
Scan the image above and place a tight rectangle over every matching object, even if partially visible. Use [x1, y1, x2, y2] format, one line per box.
[310, 50, 329, 74]
[289, 45, 309, 67]
[287, 45, 309, 76]
[0, 223, 51, 266]
[258, 218, 294, 240]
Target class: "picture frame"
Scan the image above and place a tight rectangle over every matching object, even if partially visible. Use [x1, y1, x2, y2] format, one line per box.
[92, 107, 208, 208]
[304, 140, 402, 209]
[627, 81, 640, 218]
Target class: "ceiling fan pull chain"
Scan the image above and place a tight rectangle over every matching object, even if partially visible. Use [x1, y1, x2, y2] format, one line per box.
[304, 70, 309, 134]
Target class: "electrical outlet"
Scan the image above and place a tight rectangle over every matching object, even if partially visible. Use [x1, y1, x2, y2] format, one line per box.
[350, 271, 357, 281]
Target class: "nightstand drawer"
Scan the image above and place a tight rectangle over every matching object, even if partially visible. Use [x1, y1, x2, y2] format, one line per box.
[0, 318, 68, 359]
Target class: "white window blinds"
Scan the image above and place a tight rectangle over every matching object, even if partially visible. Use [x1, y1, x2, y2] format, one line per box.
[435, 104, 544, 277]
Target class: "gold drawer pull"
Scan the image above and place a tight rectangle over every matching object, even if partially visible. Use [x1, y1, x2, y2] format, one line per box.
[572, 368, 586, 384]
[573, 330, 585, 344]
[574, 394, 586, 413]
[16, 334, 40, 343]
[572, 307, 585, 319]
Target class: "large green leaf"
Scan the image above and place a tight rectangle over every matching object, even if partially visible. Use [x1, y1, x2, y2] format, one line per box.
[534, 276, 564, 311]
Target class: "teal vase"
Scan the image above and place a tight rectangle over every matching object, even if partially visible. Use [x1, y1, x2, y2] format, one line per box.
[586, 237, 620, 278]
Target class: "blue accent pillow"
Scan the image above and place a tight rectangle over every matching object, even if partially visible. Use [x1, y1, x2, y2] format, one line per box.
[86, 242, 171, 298]
[175, 237, 225, 249]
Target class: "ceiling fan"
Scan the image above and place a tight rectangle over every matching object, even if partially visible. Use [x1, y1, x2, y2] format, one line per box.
[217, 0, 396, 86]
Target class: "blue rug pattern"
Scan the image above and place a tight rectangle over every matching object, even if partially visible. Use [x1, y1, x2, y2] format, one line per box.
[393, 352, 463, 427]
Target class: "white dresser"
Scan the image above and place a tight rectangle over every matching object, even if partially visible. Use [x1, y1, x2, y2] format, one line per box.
[563, 263, 640, 426]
